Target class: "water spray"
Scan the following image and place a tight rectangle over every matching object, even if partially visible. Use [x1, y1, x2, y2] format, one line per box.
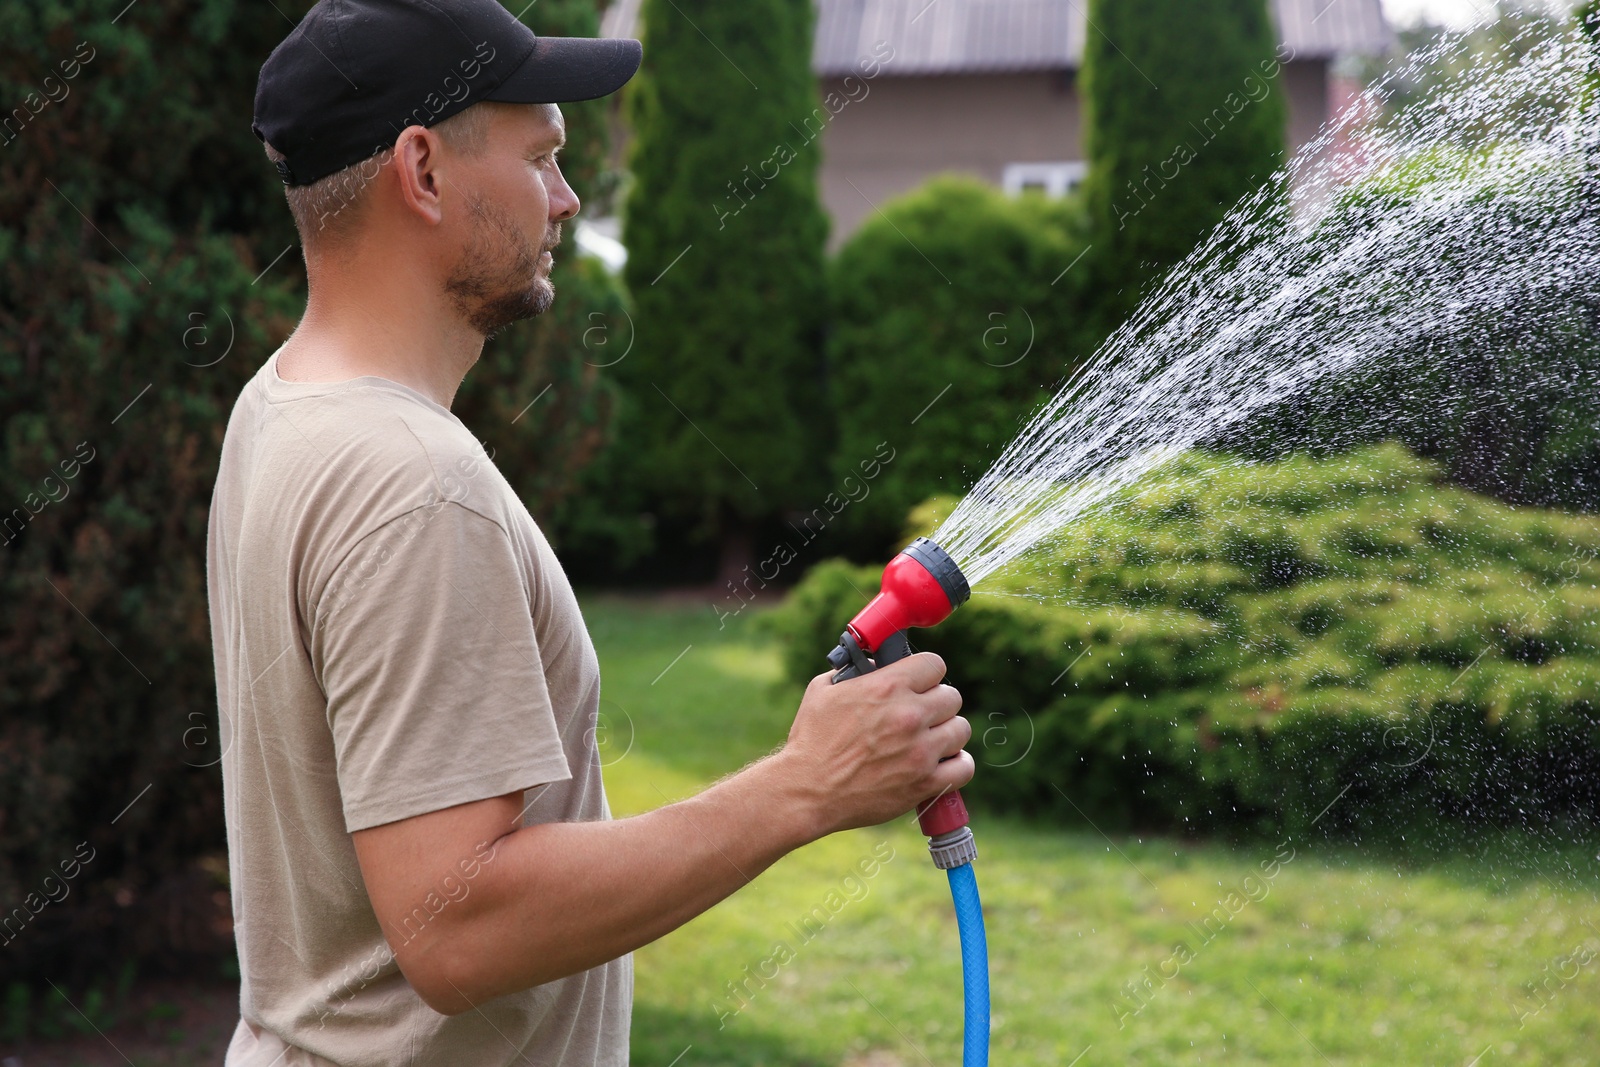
[826, 536, 989, 1067]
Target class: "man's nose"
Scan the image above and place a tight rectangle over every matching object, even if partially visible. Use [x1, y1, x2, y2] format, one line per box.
[549, 168, 580, 223]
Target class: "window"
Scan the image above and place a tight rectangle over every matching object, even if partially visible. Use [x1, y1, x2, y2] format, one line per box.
[1002, 161, 1088, 198]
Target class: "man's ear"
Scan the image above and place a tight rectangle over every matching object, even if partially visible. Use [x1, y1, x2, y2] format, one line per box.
[392, 125, 447, 227]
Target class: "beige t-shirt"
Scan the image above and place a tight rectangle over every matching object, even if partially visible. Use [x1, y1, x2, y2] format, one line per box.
[207, 347, 630, 1066]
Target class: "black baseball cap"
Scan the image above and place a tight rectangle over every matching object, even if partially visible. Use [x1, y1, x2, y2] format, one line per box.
[252, 0, 642, 187]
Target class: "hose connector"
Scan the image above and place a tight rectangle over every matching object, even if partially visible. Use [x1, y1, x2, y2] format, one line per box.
[927, 826, 977, 870]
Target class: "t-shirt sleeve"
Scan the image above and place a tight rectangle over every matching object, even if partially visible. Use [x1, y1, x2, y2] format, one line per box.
[311, 500, 573, 833]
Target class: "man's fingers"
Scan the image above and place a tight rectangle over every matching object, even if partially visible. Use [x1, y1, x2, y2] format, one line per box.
[933, 749, 976, 791]
[902, 681, 960, 729]
[885, 650, 947, 693]
[914, 683, 963, 728]
[931, 712, 972, 758]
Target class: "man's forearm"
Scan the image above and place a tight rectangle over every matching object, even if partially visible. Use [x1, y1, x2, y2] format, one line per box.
[420, 750, 825, 1013]
[356, 660, 971, 1016]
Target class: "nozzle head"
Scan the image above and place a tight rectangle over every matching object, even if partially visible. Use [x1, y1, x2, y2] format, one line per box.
[903, 537, 971, 611]
[844, 537, 971, 654]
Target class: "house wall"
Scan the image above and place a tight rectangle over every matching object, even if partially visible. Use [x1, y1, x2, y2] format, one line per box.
[816, 70, 1079, 248]
[816, 57, 1332, 248]
[1280, 56, 1330, 156]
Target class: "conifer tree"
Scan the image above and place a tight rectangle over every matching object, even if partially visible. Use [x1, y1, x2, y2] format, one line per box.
[619, 0, 829, 578]
[1080, 0, 1287, 336]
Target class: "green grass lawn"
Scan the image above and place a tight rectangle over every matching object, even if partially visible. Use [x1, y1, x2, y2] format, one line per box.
[584, 593, 1600, 1067]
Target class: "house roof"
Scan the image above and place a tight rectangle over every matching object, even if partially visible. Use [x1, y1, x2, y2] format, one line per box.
[600, 0, 1393, 77]
[1270, 0, 1394, 65]
[815, 0, 1071, 75]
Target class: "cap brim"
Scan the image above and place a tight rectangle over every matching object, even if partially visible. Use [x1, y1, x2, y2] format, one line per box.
[484, 36, 642, 105]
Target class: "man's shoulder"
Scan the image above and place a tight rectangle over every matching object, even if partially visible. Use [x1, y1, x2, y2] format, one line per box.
[227, 365, 512, 546]
[338, 387, 490, 495]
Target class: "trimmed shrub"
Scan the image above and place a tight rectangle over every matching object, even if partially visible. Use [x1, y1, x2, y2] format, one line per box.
[825, 177, 1091, 557]
[767, 444, 1600, 840]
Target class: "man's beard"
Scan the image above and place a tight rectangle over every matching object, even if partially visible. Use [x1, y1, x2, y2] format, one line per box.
[444, 193, 557, 339]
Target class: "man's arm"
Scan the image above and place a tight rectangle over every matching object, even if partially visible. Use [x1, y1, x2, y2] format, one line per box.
[351, 651, 971, 1015]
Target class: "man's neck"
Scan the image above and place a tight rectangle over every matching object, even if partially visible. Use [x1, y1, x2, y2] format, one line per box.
[276, 255, 484, 410]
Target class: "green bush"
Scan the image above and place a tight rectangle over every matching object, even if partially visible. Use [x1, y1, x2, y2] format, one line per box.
[767, 444, 1600, 840]
[825, 177, 1090, 556]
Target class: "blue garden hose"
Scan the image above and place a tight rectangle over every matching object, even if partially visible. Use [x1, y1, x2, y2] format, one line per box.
[947, 860, 991, 1067]
[822, 534, 988, 1065]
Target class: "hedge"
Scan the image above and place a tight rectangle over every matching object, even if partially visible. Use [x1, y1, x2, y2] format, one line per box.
[766, 444, 1600, 840]
[826, 177, 1091, 557]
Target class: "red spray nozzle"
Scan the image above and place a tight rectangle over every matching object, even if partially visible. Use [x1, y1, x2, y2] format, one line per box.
[824, 538, 974, 840]
[847, 551, 957, 652]
[833, 537, 971, 660]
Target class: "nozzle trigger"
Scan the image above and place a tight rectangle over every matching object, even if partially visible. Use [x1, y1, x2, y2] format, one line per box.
[829, 629, 914, 683]
[829, 631, 874, 683]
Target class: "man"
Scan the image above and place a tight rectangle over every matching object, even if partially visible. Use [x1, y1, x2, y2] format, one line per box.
[209, 0, 972, 1063]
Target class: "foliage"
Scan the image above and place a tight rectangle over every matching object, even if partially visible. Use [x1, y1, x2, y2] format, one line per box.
[1079, 0, 1287, 339]
[767, 444, 1600, 839]
[824, 177, 1092, 558]
[0, 963, 135, 1043]
[618, 0, 829, 570]
[0, 0, 616, 982]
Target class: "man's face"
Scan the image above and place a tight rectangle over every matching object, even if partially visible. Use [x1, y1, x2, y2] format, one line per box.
[443, 103, 578, 339]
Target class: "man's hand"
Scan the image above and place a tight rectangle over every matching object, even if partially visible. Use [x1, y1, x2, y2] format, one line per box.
[775, 651, 973, 836]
